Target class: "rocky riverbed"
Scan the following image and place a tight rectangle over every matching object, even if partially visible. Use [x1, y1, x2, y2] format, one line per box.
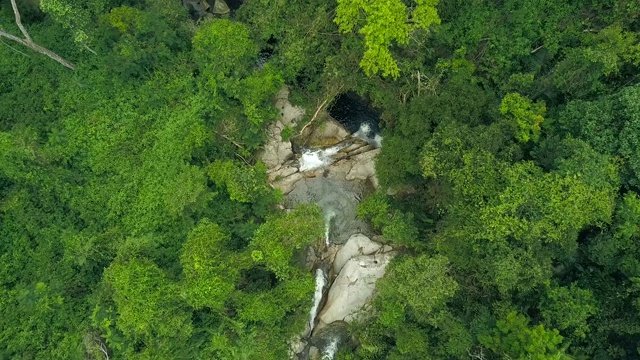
[260, 87, 394, 360]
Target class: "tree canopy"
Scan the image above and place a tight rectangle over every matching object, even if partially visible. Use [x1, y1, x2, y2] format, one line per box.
[1, 0, 640, 358]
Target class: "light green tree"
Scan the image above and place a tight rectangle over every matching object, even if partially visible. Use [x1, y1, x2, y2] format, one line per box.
[40, 0, 107, 46]
[552, 26, 640, 97]
[334, 0, 440, 78]
[193, 18, 283, 128]
[542, 283, 597, 338]
[250, 204, 323, 280]
[376, 255, 459, 328]
[423, 123, 617, 293]
[499, 92, 546, 143]
[180, 219, 244, 310]
[207, 160, 276, 204]
[480, 311, 569, 360]
[104, 258, 193, 355]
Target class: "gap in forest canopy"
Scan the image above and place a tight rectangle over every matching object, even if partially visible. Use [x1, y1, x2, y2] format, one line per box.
[257, 36, 277, 67]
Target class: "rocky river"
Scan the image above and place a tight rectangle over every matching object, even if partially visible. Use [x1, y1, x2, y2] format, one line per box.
[260, 87, 395, 360]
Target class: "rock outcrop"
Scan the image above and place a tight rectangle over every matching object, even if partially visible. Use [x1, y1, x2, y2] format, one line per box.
[260, 87, 381, 197]
[305, 118, 350, 147]
[260, 87, 305, 169]
[333, 233, 392, 274]
[317, 247, 394, 329]
[333, 147, 380, 188]
[265, 141, 380, 196]
[182, 0, 230, 17]
[285, 177, 370, 245]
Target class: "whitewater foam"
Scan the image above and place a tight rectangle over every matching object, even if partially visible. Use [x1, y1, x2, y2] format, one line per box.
[322, 337, 339, 360]
[352, 122, 382, 148]
[299, 144, 345, 172]
[324, 210, 336, 246]
[308, 269, 327, 332]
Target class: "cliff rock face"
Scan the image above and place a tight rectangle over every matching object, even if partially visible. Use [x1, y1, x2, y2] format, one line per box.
[182, 0, 230, 17]
[333, 147, 380, 188]
[285, 177, 370, 245]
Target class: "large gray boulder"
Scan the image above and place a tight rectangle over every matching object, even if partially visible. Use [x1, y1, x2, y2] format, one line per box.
[305, 118, 351, 147]
[329, 148, 380, 188]
[317, 250, 394, 328]
[333, 233, 391, 274]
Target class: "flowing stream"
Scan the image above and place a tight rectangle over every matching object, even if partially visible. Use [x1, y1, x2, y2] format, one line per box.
[289, 94, 384, 359]
[352, 123, 383, 148]
[324, 210, 336, 246]
[299, 144, 346, 172]
[321, 337, 339, 360]
[308, 269, 327, 333]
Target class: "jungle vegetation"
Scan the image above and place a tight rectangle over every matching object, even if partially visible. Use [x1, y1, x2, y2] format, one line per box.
[1, 0, 639, 359]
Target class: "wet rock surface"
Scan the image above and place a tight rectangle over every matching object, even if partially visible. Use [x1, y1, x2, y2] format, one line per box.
[309, 321, 352, 360]
[182, 0, 230, 18]
[333, 233, 392, 274]
[260, 89, 381, 197]
[265, 139, 380, 196]
[285, 177, 371, 245]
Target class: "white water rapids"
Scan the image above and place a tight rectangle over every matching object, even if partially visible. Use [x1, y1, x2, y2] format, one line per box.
[292, 122, 384, 360]
[352, 123, 383, 148]
[321, 338, 339, 360]
[299, 144, 345, 172]
[324, 210, 335, 246]
[299, 123, 383, 173]
[308, 269, 327, 333]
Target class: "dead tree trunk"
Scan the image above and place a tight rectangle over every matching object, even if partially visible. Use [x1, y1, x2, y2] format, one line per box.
[0, 0, 75, 69]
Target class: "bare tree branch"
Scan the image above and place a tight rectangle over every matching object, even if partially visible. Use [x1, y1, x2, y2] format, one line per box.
[298, 85, 344, 137]
[83, 44, 97, 55]
[298, 97, 330, 136]
[10, 0, 31, 41]
[0, 0, 75, 69]
[531, 44, 544, 54]
[220, 133, 244, 150]
[467, 346, 487, 360]
[0, 38, 31, 57]
[96, 339, 110, 360]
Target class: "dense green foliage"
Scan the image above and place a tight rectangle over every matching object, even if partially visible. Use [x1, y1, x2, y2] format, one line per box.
[1, 0, 640, 359]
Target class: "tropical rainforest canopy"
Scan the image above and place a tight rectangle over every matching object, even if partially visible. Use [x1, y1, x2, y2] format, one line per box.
[1, 0, 640, 359]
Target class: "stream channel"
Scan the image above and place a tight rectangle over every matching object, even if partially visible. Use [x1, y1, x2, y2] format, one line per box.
[262, 89, 394, 360]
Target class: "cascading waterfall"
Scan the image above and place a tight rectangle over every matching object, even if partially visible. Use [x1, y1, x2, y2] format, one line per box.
[299, 121, 382, 174]
[275, 89, 386, 360]
[291, 111, 382, 360]
[321, 337, 339, 360]
[299, 144, 346, 172]
[324, 210, 336, 246]
[308, 268, 327, 332]
[372, 134, 383, 148]
[352, 123, 372, 140]
[352, 123, 383, 148]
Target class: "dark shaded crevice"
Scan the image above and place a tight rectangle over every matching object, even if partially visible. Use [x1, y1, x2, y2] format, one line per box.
[328, 92, 382, 134]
